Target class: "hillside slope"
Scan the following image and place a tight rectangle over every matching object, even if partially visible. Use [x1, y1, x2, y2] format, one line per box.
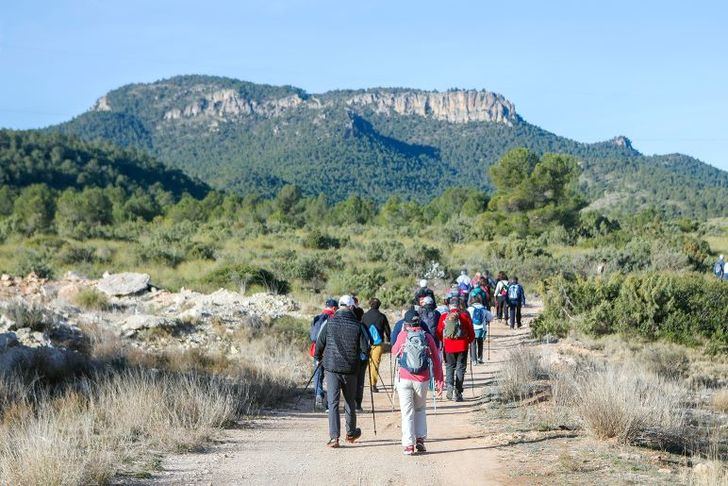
[52, 75, 728, 216]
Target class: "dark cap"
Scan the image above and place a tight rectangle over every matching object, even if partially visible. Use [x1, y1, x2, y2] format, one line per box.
[325, 299, 338, 308]
[404, 309, 420, 324]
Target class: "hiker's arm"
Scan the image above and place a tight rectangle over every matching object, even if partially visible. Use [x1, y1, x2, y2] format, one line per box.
[359, 324, 371, 356]
[383, 316, 391, 343]
[391, 331, 405, 356]
[314, 322, 327, 360]
[427, 335, 444, 383]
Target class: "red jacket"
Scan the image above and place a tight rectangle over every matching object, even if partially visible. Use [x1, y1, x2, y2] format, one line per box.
[436, 310, 475, 354]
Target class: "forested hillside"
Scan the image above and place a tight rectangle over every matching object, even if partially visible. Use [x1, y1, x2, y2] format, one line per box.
[51, 75, 728, 217]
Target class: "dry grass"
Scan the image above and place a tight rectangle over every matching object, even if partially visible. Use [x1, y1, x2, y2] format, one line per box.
[687, 459, 728, 486]
[0, 370, 240, 485]
[713, 389, 728, 413]
[636, 342, 690, 380]
[496, 346, 546, 402]
[73, 288, 110, 311]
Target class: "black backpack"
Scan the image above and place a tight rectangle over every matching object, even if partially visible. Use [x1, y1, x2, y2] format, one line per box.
[309, 313, 328, 342]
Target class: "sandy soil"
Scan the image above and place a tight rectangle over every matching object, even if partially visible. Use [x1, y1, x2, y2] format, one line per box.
[130, 305, 541, 486]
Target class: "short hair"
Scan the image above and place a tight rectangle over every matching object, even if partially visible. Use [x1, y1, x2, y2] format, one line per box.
[512, 277, 519, 283]
[472, 295, 482, 305]
[369, 298, 381, 309]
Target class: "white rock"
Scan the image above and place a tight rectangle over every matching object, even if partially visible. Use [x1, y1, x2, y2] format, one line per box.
[97, 273, 151, 296]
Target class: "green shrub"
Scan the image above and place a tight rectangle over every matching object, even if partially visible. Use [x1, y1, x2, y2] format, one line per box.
[2, 302, 50, 332]
[202, 264, 289, 294]
[302, 229, 341, 250]
[74, 288, 110, 311]
[327, 268, 385, 300]
[57, 244, 97, 265]
[15, 249, 55, 279]
[377, 277, 414, 307]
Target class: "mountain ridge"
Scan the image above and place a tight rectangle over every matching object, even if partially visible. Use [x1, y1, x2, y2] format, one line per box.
[49, 74, 728, 217]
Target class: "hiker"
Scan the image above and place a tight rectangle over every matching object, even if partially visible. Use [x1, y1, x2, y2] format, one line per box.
[414, 279, 437, 306]
[494, 272, 509, 321]
[468, 295, 493, 365]
[468, 276, 489, 308]
[417, 296, 441, 348]
[315, 295, 371, 448]
[435, 297, 449, 316]
[392, 309, 444, 455]
[456, 269, 472, 298]
[470, 271, 482, 288]
[506, 277, 526, 329]
[391, 306, 436, 345]
[483, 271, 497, 309]
[714, 255, 725, 280]
[597, 258, 608, 276]
[445, 284, 460, 305]
[361, 298, 390, 393]
[352, 295, 365, 322]
[309, 298, 338, 410]
[436, 297, 474, 402]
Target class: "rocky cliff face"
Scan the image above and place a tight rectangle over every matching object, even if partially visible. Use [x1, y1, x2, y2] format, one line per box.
[93, 84, 517, 126]
[344, 90, 517, 125]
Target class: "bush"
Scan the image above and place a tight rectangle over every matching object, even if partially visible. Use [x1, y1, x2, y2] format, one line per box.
[302, 229, 341, 250]
[495, 347, 546, 402]
[73, 288, 110, 311]
[202, 264, 289, 294]
[14, 249, 55, 279]
[57, 244, 97, 265]
[636, 342, 690, 380]
[326, 268, 385, 300]
[2, 302, 50, 333]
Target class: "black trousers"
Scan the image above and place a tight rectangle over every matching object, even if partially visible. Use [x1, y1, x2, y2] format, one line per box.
[496, 296, 509, 319]
[325, 371, 358, 439]
[508, 303, 522, 328]
[356, 360, 367, 408]
[470, 337, 484, 362]
[445, 351, 468, 395]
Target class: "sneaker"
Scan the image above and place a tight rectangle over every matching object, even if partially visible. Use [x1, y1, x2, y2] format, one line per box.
[478, 359, 485, 364]
[356, 405, 364, 413]
[372, 385, 379, 393]
[446, 389, 453, 400]
[455, 394, 464, 402]
[415, 438, 426, 452]
[326, 438, 339, 448]
[345, 428, 362, 443]
[403, 445, 415, 455]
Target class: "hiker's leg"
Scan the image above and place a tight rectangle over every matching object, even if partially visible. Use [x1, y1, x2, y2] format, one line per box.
[313, 359, 324, 399]
[325, 371, 342, 439]
[476, 337, 484, 361]
[356, 361, 366, 408]
[398, 379, 415, 446]
[370, 344, 383, 387]
[455, 352, 467, 394]
[412, 380, 428, 440]
[341, 373, 358, 436]
[508, 305, 516, 328]
[470, 340, 477, 364]
[516, 305, 522, 327]
[445, 352, 456, 391]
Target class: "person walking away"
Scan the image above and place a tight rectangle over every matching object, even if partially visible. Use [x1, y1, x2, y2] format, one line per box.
[436, 297, 474, 402]
[470, 272, 482, 289]
[714, 255, 725, 280]
[392, 310, 444, 455]
[361, 298, 390, 393]
[467, 296, 493, 365]
[483, 271, 497, 310]
[417, 296, 441, 348]
[392, 306, 436, 345]
[494, 272, 509, 321]
[315, 295, 371, 448]
[414, 279, 437, 306]
[456, 269, 472, 300]
[467, 278, 487, 307]
[352, 295, 365, 322]
[309, 299, 338, 410]
[507, 278, 526, 329]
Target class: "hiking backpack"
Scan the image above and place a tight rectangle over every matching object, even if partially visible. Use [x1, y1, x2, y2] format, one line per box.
[507, 284, 521, 304]
[472, 306, 486, 326]
[419, 306, 437, 331]
[399, 328, 430, 373]
[499, 281, 509, 297]
[443, 311, 464, 339]
[309, 313, 328, 342]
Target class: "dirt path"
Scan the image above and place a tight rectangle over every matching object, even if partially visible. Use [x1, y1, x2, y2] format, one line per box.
[134, 305, 541, 486]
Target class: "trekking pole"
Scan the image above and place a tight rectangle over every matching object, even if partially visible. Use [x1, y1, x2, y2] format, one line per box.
[487, 326, 491, 361]
[295, 361, 322, 407]
[469, 358, 475, 398]
[370, 358, 395, 408]
[367, 355, 377, 436]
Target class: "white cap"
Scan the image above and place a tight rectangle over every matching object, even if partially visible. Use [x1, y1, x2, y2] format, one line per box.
[338, 294, 355, 307]
[419, 279, 428, 288]
[422, 296, 434, 306]
[721, 255, 725, 260]
[461, 269, 467, 275]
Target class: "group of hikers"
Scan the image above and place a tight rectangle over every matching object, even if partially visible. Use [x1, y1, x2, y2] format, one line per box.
[308, 270, 526, 454]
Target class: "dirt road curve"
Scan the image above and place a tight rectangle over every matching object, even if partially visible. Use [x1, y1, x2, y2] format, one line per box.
[134, 306, 539, 486]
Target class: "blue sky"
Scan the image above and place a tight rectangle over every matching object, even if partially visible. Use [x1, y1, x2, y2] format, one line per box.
[1, 0, 727, 170]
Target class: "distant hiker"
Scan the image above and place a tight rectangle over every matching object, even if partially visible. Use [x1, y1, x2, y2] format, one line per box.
[352, 295, 365, 322]
[315, 295, 371, 448]
[445, 284, 460, 305]
[494, 272, 509, 321]
[597, 259, 608, 276]
[506, 278, 526, 329]
[714, 255, 725, 280]
[468, 296, 493, 365]
[414, 279, 437, 306]
[361, 298, 390, 393]
[309, 298, 338, 410]
[468, 276, 489, 308]
[456, 269, 472, 297]
[392, 310, 444, 455]
[391, 307, 436, 346]
[435, 298, 449, 316]
[483, 271, 497, 309]
[470, 271, 482, 288]
[417, 296, 441, 348]
[436, 297, 474, 402]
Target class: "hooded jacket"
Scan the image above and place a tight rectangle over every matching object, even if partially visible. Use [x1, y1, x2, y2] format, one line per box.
[436, 309, 475, 354]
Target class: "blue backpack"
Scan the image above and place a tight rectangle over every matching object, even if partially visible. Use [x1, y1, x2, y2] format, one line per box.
[399, 328, 430, 373]
[368, 324, 383, 346]
[309, 314, 328, 342]
[714, 261, 724, 277]
[507, 284, 521, 304]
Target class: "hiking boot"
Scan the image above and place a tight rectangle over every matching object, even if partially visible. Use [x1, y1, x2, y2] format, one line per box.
[356, 405, 364, 413]
[326, 438, 339, 448]
[415, 438, 426, 452]
[478, 359, 485, 364]
[345, 428, 362, 443]
[446, 389, 453, 400]
[403, 445, 416, 455]
[455, 393, 464, 402]
[372, 385, 379, 393]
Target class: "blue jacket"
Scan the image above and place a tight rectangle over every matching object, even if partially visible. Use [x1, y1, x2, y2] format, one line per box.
[391, 318, 436, 347]
[507, 284, 526, 306]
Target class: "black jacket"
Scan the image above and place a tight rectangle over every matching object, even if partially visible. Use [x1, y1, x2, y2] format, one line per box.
[315, 309, 370, 375]
[413, 287, 436, 306]
[361, 308, 391, 343]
